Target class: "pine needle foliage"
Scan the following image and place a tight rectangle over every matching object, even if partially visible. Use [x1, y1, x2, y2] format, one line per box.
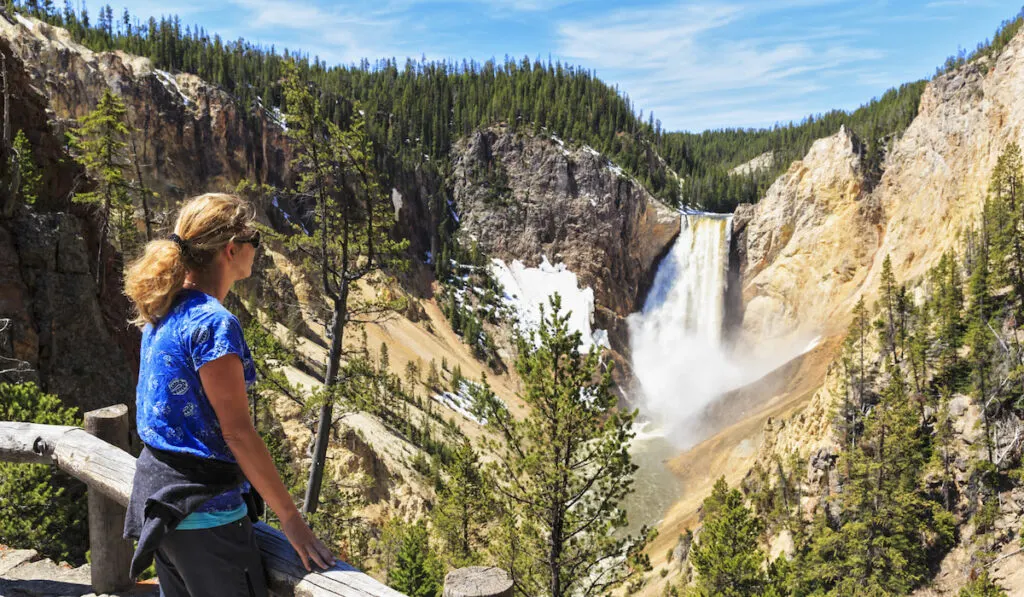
[387, 520, 443, 597]
[0, 383, 86, 563]
[485, 294, 651, 597]
[690, 478, 767, 597]
[70, 88, 137, 290]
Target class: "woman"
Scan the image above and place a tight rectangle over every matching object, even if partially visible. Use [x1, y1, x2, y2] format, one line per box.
[123, 193, 333, 597]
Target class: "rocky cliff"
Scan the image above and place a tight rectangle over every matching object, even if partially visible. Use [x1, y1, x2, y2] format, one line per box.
[733, 35, 1024, 349]
[0, 12, 291, 208]
[451, 128, 680, 322]
[731, 125, 878, 350]
[0, 19, 135, 415]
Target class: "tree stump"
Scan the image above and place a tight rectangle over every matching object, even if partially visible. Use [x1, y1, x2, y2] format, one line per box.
[84, 405, 133, 594]
[443, 567, 513, 597]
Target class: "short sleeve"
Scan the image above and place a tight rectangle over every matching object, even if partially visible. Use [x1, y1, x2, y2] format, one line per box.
[186, 310, 247, 372]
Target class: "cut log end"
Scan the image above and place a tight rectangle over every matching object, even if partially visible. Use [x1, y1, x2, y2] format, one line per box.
[443, 567, 513, 597]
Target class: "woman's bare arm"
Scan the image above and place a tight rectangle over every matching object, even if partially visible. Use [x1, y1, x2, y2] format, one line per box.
[199, 354, 334, 571]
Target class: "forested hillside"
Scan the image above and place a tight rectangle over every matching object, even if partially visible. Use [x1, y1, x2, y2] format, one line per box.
[10, 0, 681, 202]
[12, 1, 1021, 213]
[661, 8, 1024, 213]
[655, 143, 1024, 597]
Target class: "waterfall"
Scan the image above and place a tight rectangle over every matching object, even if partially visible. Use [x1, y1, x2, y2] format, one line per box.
[628, 212, 739, 446]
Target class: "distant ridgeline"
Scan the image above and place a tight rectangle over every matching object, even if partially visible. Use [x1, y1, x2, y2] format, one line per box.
[661, 7, 1024, 212]
[8, 2, 1024, 213]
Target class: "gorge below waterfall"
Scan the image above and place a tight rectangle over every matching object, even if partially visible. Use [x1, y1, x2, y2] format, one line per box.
[623, 211, 816, 534]
[622, 212, 734, 534]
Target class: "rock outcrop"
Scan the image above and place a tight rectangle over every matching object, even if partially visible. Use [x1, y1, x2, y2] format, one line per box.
[728, 151, 775, 177]
[0, 211, 136, 413]
[0, 13, 291, 208]
[0, 14, 136, 414]
[732, 125, 877, 349]
[733, 32, 1024, 349]
[451, 128, 680, 320]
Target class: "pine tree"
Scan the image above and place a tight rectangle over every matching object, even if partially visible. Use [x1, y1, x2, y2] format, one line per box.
[987, 143, 1024, 313]
[966, 245, 996, 463]
[71, 88, 134, 292]
[689, 478, 766, 596]
[432, 440, 491, 567]
[279, 60, 409, 514]
[877, 255, 901, 365]
[427, 359, 441, 392]
[933, 252, 965, 385]
[10, 130, 41, 205]
[388, 521, 443, 597]
[485, 294, 650, 597]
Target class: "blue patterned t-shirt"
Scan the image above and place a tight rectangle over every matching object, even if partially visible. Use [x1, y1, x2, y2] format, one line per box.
[136, 289, 257, 513]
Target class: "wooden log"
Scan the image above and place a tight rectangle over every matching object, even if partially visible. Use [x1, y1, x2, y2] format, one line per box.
[84, 405, 134, 594]
[443, 567, 513, 597]
[0, 422, 135, 505]
[0, 422, 77, 464]
[254, 523, 407, 597]
[0, 421, 410, 596]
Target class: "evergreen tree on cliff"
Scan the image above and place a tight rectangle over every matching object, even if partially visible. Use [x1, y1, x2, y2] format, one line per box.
[485, 295, 651, 597]
[279, 60, 408, 514]
[432, 439, 492, 567]
[689, 477, 766, 596]
[71, 88, 134, 293]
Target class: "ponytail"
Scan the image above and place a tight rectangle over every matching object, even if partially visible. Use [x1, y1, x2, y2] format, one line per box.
[124, 240, 188, 327]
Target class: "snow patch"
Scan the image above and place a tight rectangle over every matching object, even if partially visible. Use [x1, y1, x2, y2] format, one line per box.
[154, 69, 189, 106]
[270, 107, 288, 131]
[550, 134, 570, 156]
[447, 198, 460, 223]
[432, 380, 506, 425]
[434, 390, 483, 425]
[490, 257, 608, 352]
[14, 14, 35, 30]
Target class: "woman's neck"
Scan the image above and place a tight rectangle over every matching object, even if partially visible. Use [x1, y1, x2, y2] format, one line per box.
[184, 270, 231, 302]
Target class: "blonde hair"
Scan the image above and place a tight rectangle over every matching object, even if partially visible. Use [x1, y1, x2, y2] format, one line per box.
[124, 193, 256, 327]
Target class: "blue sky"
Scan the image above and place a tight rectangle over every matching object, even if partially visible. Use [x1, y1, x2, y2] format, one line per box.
[110, 0, 1022, 132]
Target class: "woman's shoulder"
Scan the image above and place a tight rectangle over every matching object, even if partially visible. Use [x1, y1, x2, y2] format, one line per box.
[172, 291, 238, 327]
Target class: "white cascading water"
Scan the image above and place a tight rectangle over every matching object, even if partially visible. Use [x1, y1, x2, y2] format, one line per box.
[628, 212, 741, 447]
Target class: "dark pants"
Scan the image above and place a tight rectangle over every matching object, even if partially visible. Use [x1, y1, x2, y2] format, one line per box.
[154, 517, 269, 597]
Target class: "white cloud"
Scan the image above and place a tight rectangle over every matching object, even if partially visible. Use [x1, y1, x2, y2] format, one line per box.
[554, 0, 889, 130]
[215, 0, 417, 64]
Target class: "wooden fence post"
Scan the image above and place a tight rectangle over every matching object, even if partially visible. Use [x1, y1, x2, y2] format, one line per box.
[84, 405, 134, 594]
[443, 567, 513, 597]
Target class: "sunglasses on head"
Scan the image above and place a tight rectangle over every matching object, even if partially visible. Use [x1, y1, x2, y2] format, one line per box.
[234, 230, 261, 249]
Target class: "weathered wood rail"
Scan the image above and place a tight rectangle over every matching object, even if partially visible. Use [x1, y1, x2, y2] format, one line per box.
[0, 413, 410, 597]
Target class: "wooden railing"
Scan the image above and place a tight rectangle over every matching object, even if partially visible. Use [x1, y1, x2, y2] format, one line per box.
[0, 407, 381, 596]
[0, 406, 512, 597]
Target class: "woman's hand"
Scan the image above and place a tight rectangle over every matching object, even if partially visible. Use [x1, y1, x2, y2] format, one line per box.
[280, 512, 336, 572]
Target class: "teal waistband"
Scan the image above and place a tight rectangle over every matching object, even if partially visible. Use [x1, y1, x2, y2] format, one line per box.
[176, 504, 248, 530]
